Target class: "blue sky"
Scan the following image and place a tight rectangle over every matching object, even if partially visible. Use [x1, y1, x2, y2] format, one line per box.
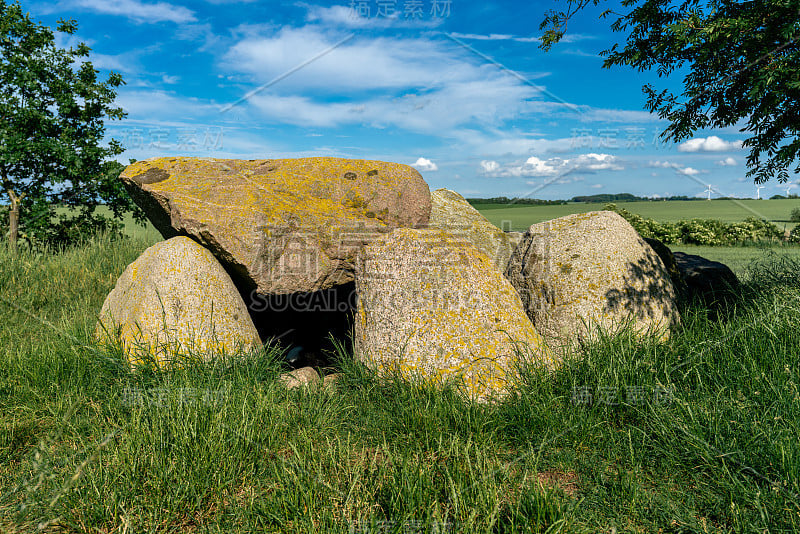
[22, 0, 797, 199]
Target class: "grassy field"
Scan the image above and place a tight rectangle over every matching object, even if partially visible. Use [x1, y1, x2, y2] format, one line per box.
[2, 233, 800, 532]
[471, 200, 800, 277]
[474, 198, 800, 230]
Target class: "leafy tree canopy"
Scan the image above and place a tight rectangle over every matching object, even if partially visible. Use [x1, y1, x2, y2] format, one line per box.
[540, 0, 800, 183]
[0, 0, 141, 247]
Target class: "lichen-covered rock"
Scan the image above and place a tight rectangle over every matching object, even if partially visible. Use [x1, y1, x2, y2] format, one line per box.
[506, 211, 680, 348]
[121, 157, 431, 295]
[354, 228, 556, 402]
[428, 188, 521, 271]
[95, 236, 261, 366]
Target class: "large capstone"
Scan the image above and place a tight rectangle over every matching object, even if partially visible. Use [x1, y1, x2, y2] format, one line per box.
[120, 157, 431, 296]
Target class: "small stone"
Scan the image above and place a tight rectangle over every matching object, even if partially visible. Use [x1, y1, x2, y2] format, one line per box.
[279, 367, 320, 389]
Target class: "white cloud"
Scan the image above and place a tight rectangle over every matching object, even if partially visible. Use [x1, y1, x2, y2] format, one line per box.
[448, 32, 596, 44]
[162, 74, 180, 84]
[242, 80, 532, 132]
[222, 28, 524, 92]
[450, 131, 575, 156]
[649, 160, 673, 168]
[649, 160, 705, 176]
[480, 160, 500, 173]
[448, 32, 539, 43]
[115, 89, 217, 119]
[218, 28, 552, 133]
[590, 183, 604, 189]
[481, 153, 623, 178]
[66, 0, 196, 23]
[411, 157, 438, 172]
[678, 135, 742, 152]
[717, 156, 737, 166]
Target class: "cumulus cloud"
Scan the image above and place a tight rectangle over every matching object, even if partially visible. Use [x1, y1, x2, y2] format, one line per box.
[219, 27, 548, 132]
[717, 156, 738, 166]
[649, 160, 705, 176]
[480, 160, 500, 173]
[481, 153, 623, 178]
[678, 136, 742, 152]
[66, 0, 196, 23]
[411, 157, 438, 172]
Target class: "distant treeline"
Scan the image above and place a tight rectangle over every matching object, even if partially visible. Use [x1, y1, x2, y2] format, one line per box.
[466, 197, 565, 206]
[466, 193, 752, 204]
[571, 193, 719, 202]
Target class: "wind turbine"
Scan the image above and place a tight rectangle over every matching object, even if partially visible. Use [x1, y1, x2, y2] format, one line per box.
[785, 184, 795, 197]
[756, 184, 765, 199]
[704, 184, 713, 200]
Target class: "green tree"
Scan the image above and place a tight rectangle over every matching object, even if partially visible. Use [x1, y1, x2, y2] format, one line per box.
[0, 1, 139, 250]
[790, 207, 800, 222]
[540, 0, 800, 184]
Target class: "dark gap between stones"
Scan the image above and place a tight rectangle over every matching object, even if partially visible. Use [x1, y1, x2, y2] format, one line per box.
[245, 282, 357, 370]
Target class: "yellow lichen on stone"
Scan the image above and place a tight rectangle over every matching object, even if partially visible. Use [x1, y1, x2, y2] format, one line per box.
[427, 188, 521, 272]
[120, 157, 431, 294]
[506, 211, 680, 350]
[354, 228, 556, 403]
[95, 236, 261, 367]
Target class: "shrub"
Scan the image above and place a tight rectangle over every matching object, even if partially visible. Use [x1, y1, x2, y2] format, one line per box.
[603, 204, 782, 245]
[789, 226, 800, 243]
[790, 207, 800, 222]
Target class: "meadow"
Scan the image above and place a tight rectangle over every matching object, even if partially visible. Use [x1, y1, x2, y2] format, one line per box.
[474, 198, 800, 228]
[473, 199, 800, 275]
[1, 197, 800, 531]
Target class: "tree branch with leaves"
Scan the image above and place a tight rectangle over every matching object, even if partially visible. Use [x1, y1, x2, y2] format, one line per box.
[540, 0, 800, 183]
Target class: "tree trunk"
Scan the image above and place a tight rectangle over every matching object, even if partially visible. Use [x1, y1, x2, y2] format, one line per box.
[7, 189, 24, 253]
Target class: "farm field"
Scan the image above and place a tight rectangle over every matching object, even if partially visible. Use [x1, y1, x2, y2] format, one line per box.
[474, 198, 800, 230]
[473, 199, 800, 277]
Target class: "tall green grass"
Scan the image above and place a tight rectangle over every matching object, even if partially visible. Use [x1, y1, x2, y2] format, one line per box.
[1, 234, 799, 532]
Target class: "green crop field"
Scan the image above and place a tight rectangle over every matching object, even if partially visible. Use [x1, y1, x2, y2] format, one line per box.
[474, 198, 800, 231]
[472, 199, 800, 276]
